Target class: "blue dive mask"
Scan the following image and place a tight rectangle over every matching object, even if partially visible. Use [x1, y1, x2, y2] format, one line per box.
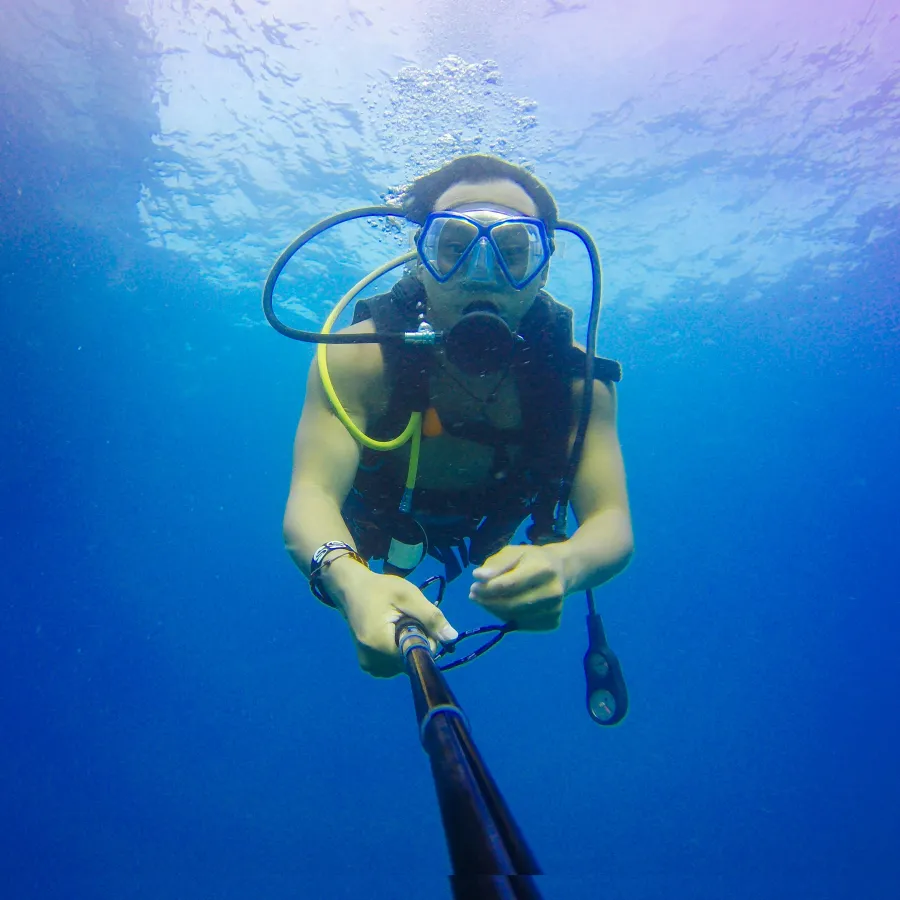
[416, 204, 552, 290]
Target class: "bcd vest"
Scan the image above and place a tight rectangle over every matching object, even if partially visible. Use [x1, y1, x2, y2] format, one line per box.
[344, 275, 622, 578]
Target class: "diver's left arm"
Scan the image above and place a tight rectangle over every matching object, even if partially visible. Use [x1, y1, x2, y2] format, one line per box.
[549, 377, 634, 594]
[469, 379, 633, 628]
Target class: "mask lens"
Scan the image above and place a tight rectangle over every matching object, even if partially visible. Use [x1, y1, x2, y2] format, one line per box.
[491, 220, 542, 284]
[423, 216, 479, 279]
[418, 211, 550, 288]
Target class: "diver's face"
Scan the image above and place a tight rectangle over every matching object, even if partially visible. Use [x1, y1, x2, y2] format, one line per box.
[419, 178, 550, 333]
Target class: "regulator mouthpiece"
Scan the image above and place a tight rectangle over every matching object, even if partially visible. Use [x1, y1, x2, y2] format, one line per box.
[444, 305, 517, 376]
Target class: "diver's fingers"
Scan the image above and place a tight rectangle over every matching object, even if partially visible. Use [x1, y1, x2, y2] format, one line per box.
[470, 561, 553, 599]
[472, 545, 525, 581]
[354, 617, 439, 677]
[356, 641, 406, 678]
[396, 593, 459, 647]
[476, 589, 564, 631]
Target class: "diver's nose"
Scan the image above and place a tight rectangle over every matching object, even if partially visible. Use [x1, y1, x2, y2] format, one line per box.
[463, 237, 500, 285]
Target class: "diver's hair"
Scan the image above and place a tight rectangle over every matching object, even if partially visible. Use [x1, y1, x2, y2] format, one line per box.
[401, 154, 559, 233]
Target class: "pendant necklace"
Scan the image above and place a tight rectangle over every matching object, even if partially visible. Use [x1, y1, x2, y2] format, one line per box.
[440, 364, 512, 407]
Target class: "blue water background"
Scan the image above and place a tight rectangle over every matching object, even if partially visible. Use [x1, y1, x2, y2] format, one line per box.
[2, 2, 900, 898]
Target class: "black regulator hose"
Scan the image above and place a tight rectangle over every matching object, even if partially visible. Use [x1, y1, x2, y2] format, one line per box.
[262, 207, 605, 532]
[549, 220, 603, 535]
[262, 205, 412, 345]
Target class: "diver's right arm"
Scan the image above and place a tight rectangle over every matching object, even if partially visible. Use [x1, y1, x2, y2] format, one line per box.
[282, 331, 457, 677]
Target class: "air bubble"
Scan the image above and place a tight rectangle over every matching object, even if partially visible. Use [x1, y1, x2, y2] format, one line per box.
[366, 54, 548, 190]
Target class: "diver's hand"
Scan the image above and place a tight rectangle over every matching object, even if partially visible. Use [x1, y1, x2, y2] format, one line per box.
[337, 568, 459, 678]
[469, 544, 566, 631]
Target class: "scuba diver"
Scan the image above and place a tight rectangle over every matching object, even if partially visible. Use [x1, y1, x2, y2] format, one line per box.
[275, 153, 634, 703]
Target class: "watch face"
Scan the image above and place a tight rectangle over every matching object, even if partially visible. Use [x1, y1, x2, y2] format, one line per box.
[589, 689, 616, 724]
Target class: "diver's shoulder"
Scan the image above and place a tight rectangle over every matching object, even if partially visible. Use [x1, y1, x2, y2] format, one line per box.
[319, 318, 385, 381]
[311, 318, 387, 418]
[570, 367, 616, 413]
